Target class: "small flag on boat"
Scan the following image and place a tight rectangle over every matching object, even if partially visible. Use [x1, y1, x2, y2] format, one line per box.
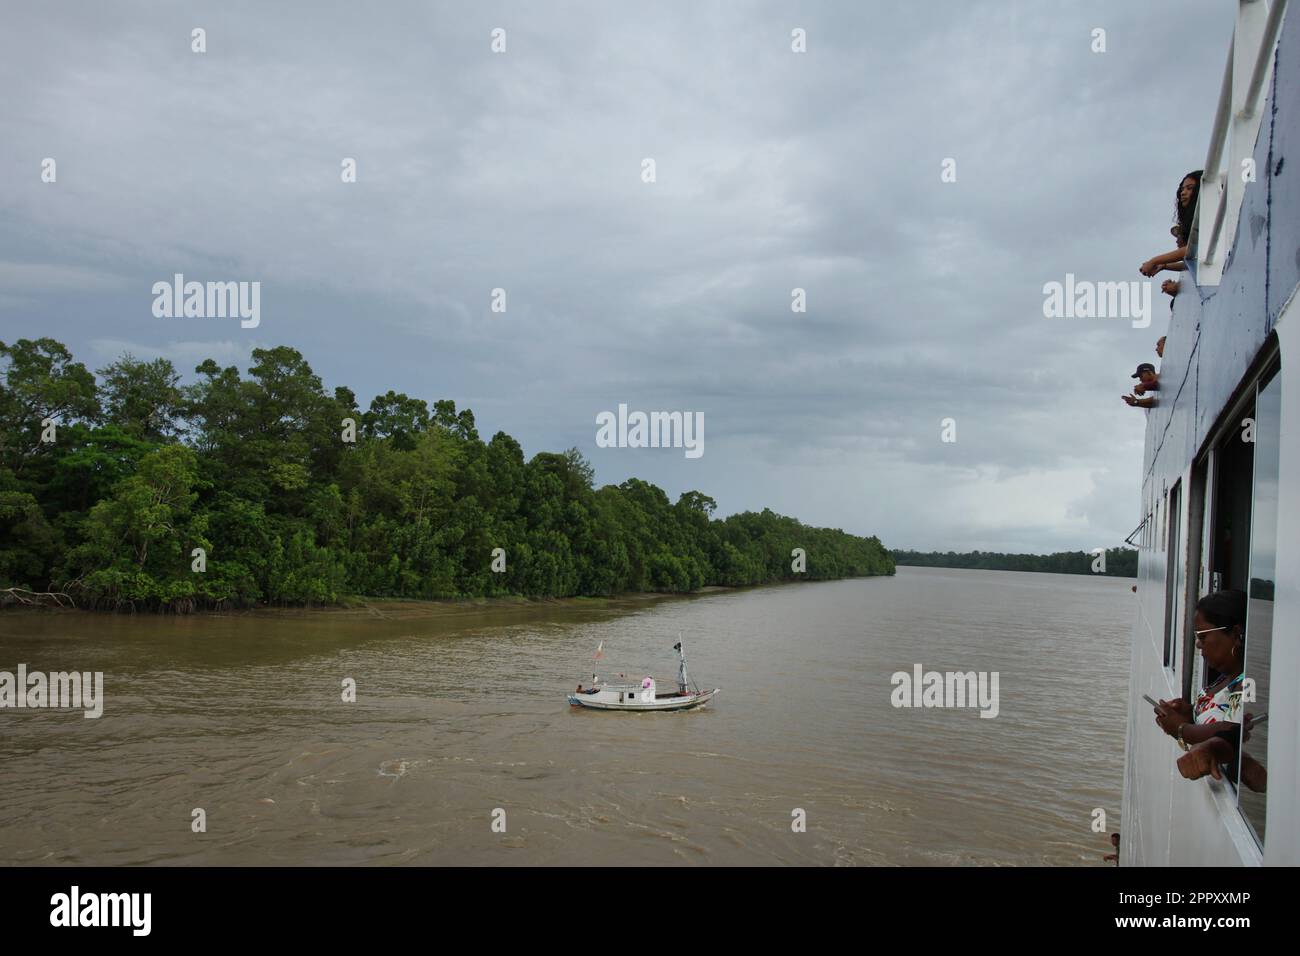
[594, 640, 604, 660]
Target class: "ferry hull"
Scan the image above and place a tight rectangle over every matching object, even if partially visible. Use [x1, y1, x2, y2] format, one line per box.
[1122, 0, 1299, 867]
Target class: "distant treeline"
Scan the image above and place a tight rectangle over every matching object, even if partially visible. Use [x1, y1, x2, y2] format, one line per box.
[0, 338, 894, 612]
[892, 548, 1137, 578]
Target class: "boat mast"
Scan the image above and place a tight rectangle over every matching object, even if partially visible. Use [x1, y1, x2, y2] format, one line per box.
[674, 638, 689, 694]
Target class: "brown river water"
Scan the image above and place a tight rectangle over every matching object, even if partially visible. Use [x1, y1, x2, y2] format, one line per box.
[0, 567, 1131, 866]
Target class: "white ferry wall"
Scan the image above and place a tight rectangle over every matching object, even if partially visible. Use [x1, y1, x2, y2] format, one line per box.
[1122, 4, 1299, 867]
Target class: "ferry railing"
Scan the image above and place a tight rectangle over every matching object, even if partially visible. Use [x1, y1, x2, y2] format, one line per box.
[1192, 0, 1288, 285]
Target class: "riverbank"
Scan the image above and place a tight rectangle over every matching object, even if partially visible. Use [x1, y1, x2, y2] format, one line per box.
[893, 548, 1137, 577]
[1, 576, 900, 618]
[0, 585, 741, 621]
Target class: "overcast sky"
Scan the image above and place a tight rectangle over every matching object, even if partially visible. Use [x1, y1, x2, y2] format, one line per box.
[1, 0, 1236, 553]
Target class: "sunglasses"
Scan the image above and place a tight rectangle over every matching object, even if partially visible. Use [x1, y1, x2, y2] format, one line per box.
[1194, 625, 1233, 636]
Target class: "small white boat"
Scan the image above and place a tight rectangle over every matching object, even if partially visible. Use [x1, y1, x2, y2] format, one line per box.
[567, 641, 719, 712]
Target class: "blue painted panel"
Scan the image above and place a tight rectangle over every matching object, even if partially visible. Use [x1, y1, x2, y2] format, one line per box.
[1143, 10, 1297, 503]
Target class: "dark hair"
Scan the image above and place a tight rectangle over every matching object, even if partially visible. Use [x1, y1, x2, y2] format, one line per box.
[1175, 170, 1203, 247]
[1196, 589, 1247, 632]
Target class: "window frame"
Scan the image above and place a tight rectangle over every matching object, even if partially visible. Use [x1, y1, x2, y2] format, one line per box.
[1236, 360, 1281, 849]
[1162, 479, 1183, 671]
[1189, 344, 1280, 850]
[1182, 458, 1210, 701]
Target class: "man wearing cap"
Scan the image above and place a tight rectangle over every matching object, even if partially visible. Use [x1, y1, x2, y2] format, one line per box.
[1123, 363, 1158, 408]
[1132, 362, 1159, 395]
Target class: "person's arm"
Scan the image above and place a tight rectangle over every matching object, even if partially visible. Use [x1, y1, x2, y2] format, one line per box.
[1240, 752, 1267, 792]
[1163, 261, 1188, 273]
[1154, 698, 1193, 736]
[1176, 736, 1235, 780]
[1178, 719, 1239, 747]
[1123, 394, 1155, 408]
[1141, 246, 1189, 276]
[1156, 698, 1240, 747]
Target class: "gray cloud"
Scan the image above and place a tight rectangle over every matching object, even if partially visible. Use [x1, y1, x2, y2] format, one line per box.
[0, 0, 1234, 552]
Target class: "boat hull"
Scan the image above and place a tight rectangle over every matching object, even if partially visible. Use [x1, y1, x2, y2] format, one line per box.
[566, 689, 719, 712]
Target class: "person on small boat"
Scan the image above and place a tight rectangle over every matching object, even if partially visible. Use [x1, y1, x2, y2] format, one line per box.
[674, 641, 689, 695]
[1153, 590, 1247, 777]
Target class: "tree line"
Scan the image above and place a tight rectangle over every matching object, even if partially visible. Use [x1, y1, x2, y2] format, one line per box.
[0, 338, 894, 611]
[892, 548, 1138, 577]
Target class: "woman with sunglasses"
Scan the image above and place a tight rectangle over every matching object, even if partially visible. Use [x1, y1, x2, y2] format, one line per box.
[1152, 590, 1246, 753]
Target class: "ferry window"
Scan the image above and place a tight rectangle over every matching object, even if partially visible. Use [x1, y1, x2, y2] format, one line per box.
[1200, 388, 1255, 698]
[1164, 494, 1175, 554]
[1238, 366, 1280, 844]
[1183, 459, 1212, 700]
[1162, 482, 1183, 669]
[1154, 495, 1162, 551]
[1209, 411, 1254, 595]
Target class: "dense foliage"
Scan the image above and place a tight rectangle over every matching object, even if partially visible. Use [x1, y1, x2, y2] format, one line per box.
[1, 338, 894, 610]
[892, 548, 1138, 578]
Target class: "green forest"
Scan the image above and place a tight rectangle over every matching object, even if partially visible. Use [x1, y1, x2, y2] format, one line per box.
[0, 338, 895, 611]
[893, 548, 1138, 577]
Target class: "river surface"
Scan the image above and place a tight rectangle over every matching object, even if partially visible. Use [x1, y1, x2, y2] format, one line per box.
[0, 567, 1131, 866]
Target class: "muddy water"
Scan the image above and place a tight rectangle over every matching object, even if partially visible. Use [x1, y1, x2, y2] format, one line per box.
[0, 567, 1130, 865]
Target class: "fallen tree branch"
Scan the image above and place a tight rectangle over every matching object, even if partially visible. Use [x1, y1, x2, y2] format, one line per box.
[1, 587, 76, 609]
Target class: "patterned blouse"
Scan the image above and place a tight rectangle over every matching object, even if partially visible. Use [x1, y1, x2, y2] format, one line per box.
[1194, 674, 1244, 725]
